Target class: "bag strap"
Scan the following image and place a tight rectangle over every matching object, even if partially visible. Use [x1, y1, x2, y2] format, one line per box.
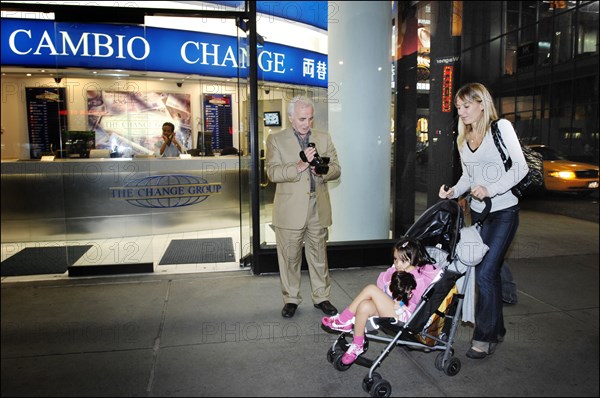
[490, 120, 512, 172]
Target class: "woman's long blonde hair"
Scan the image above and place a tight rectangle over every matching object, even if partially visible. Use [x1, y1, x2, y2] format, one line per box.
[455, 83, 499, 149]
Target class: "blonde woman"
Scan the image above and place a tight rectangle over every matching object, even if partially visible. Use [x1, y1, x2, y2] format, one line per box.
[439, 83, 527, 359]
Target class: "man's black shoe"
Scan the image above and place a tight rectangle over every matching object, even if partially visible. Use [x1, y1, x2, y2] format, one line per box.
[281, 303, 298, 318]
[313, 300, 338, 316]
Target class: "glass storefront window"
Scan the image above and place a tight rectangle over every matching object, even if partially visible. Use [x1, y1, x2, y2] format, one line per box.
[551, 81, 573, 113]
[521, 1, 538, 43]
[539, 86, 551, 120]
[504, 32, 518, 75]
[506, 1, 520, 32]
[501, 97, 516, 115]
[0, 5, 254, 276]
[574, 76, 597, 107]
[538, 16, 553, 66]
[553, 11, 573, 64]
[517, 95, 535, 114]
[538, 2, 555, 19]
[576, 2, 599, 56]
[518, 110, 533, 121]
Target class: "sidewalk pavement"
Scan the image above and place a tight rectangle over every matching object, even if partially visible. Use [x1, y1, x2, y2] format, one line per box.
[1, 207, 598, 397]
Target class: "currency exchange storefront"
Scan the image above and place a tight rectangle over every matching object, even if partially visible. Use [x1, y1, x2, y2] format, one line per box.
[0, 2, 342, 278]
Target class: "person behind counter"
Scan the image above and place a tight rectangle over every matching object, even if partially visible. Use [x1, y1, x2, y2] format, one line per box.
[160, 122, 183, 157]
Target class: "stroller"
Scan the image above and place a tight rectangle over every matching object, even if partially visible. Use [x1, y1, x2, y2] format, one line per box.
[324, 198, 491, 397]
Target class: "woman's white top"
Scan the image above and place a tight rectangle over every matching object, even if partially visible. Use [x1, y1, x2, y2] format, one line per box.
[451, 119, 529, 213]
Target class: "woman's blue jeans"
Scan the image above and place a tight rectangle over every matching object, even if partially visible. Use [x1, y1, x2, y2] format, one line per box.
[470, 204, 520, 343]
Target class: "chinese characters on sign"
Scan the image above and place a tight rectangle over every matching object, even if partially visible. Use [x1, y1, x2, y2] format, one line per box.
[302, 58, 327, 80]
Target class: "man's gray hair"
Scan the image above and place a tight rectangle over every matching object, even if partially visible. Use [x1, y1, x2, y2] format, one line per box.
[287, 95, 315, 118]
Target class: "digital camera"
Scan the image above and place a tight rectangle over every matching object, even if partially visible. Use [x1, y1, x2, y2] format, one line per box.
[300, 142, 330, 175]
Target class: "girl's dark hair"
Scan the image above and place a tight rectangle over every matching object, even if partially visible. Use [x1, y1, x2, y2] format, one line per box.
[390, 271, 417, 304]
[393, 237, 435, 268]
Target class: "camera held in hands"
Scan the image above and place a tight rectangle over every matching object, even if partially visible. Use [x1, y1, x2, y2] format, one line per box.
[300, 142, 330, 175]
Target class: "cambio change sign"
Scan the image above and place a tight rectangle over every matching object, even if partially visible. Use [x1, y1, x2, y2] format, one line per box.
[1, 18, 327, 87]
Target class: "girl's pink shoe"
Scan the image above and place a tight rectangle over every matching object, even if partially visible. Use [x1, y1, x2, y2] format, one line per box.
[321, 315, 354, 332]
[341, 343, 364, 365]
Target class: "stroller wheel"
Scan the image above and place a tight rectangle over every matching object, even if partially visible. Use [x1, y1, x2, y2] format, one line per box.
[443, 357, 461, 376]
[435, 352, 462, 375]
[327, 346, 344, 363]
[369, 379, 392, 397]
[326, 347, 335, 363]
[435, 352, 445, 371]
[332, 352, 352, 371]
[362, 372, 381, 393]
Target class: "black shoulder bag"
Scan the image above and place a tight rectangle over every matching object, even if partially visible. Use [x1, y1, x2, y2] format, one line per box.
[490, 120, 544, 198]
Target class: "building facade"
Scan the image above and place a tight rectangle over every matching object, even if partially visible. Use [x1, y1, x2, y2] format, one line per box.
[1, 1, 598, 277]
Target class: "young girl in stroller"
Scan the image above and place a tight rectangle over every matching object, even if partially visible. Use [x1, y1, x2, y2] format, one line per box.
[321, 237, 440, 365]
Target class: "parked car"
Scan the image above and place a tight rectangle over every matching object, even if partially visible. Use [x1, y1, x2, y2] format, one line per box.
[526, 145, 599, 194]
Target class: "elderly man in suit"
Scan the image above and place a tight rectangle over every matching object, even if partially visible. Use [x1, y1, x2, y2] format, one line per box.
[266, 96, 342, 318]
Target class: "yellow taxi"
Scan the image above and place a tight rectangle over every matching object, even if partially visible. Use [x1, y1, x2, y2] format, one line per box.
[527, 145, 599, 194]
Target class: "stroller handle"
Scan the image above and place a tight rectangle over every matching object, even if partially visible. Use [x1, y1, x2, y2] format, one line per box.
[442, 185, 492, 221]
[476, 197, 493, 227]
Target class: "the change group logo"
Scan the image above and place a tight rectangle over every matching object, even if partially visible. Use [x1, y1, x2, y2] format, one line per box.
[110, 174, 222, 208]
